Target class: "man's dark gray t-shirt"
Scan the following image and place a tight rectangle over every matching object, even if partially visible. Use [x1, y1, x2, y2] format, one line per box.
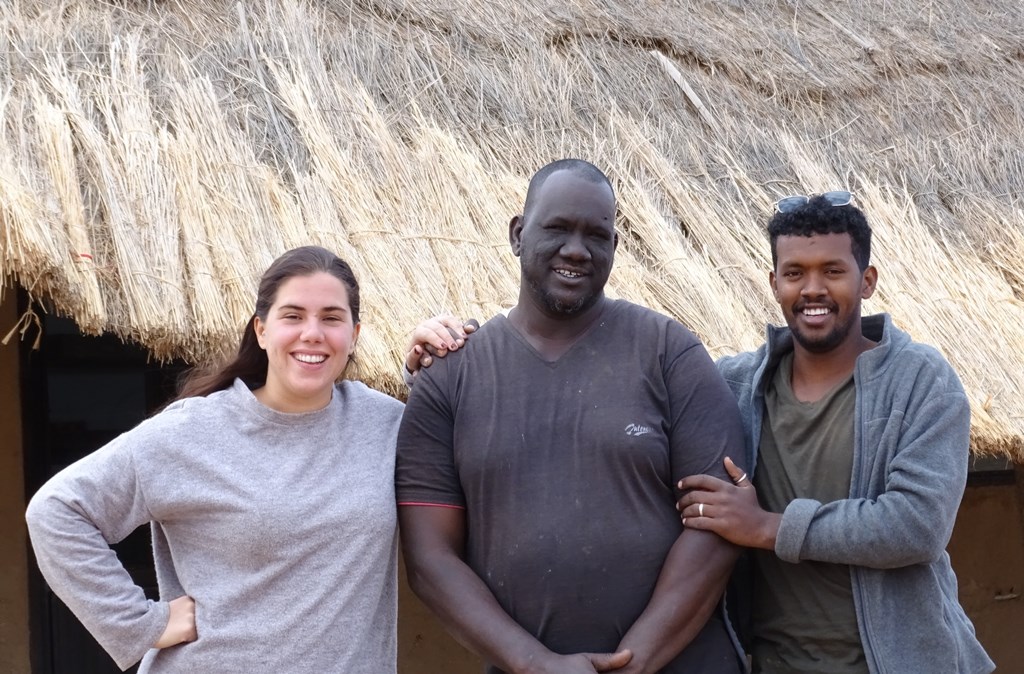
[396, 300, 746, 673]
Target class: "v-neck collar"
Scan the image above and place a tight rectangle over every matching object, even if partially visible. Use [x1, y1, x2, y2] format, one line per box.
[498, 300, 619, 367]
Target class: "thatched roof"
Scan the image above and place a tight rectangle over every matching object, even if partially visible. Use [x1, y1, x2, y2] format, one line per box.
[1, 0, 1022, 459]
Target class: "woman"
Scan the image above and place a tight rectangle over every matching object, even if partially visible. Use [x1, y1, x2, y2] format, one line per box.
[26, 246, 461, 672]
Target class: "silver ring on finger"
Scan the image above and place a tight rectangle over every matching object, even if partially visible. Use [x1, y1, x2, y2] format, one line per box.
[734, 472, 748, 485]
[698, 503, 705, 518]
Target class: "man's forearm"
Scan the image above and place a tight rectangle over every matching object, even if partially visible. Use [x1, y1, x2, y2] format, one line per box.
[615, 529, 739, 673]
[405, 552, 553, 673]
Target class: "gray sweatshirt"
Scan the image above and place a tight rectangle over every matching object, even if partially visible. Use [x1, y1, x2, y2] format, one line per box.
[26, 378, 404, 673]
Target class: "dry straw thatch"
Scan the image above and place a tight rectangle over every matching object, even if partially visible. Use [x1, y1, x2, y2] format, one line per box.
[1, 0, 1022, 459]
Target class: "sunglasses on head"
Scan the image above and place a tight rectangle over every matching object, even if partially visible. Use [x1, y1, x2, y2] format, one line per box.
[775, 190, 854, 213]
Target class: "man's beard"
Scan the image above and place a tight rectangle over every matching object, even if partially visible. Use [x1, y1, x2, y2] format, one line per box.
[529, 278, 599, 316]
[789, 308, 860, 354]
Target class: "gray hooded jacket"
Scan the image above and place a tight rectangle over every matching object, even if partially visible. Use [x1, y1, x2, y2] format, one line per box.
[717, 313, 993, 674]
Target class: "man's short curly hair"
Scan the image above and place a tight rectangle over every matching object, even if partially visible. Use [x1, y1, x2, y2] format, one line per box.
[768, 195, 872, 271]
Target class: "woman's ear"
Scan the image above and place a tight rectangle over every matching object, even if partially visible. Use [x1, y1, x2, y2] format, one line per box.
[350, 322, 361, 356]
[253, 317, 267, 349]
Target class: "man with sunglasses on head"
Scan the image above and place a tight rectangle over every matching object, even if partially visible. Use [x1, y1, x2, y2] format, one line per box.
[676, 192, 993, 673]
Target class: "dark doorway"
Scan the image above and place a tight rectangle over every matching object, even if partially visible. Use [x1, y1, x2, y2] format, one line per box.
[22, 303, 187, 674]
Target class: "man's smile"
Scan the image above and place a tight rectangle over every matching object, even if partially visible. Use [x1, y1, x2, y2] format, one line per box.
[553, 267, 586, 280]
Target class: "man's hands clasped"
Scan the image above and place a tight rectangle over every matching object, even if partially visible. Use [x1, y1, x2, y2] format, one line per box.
[521, 649, 633, 674]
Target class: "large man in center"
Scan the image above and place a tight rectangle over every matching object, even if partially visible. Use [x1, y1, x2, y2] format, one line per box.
[396, 159, 747, 674]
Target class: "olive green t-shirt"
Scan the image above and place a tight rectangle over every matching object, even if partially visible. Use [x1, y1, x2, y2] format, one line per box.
[751, 353, 868, 674]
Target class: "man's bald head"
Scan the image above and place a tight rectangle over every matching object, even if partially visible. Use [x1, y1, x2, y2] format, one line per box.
[522, 159, 614, 221]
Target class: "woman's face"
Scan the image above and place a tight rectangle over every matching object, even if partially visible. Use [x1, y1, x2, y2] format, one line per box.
[253, 272, 360, 413]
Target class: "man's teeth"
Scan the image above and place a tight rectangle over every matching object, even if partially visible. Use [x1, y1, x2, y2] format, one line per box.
[803, 307, 830, 316]
[295, 354, 327, 364]
[555, 269, 582, 278]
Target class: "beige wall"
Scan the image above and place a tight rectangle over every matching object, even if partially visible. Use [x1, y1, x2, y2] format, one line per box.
[0, 291, 31, 673]
[948, 475, 1024, 671]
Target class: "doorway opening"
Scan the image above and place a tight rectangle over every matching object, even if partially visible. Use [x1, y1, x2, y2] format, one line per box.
[22, 298, 187, 674]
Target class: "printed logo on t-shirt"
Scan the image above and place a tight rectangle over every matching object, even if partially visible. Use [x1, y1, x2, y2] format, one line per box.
[624, 423, 654, 437]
